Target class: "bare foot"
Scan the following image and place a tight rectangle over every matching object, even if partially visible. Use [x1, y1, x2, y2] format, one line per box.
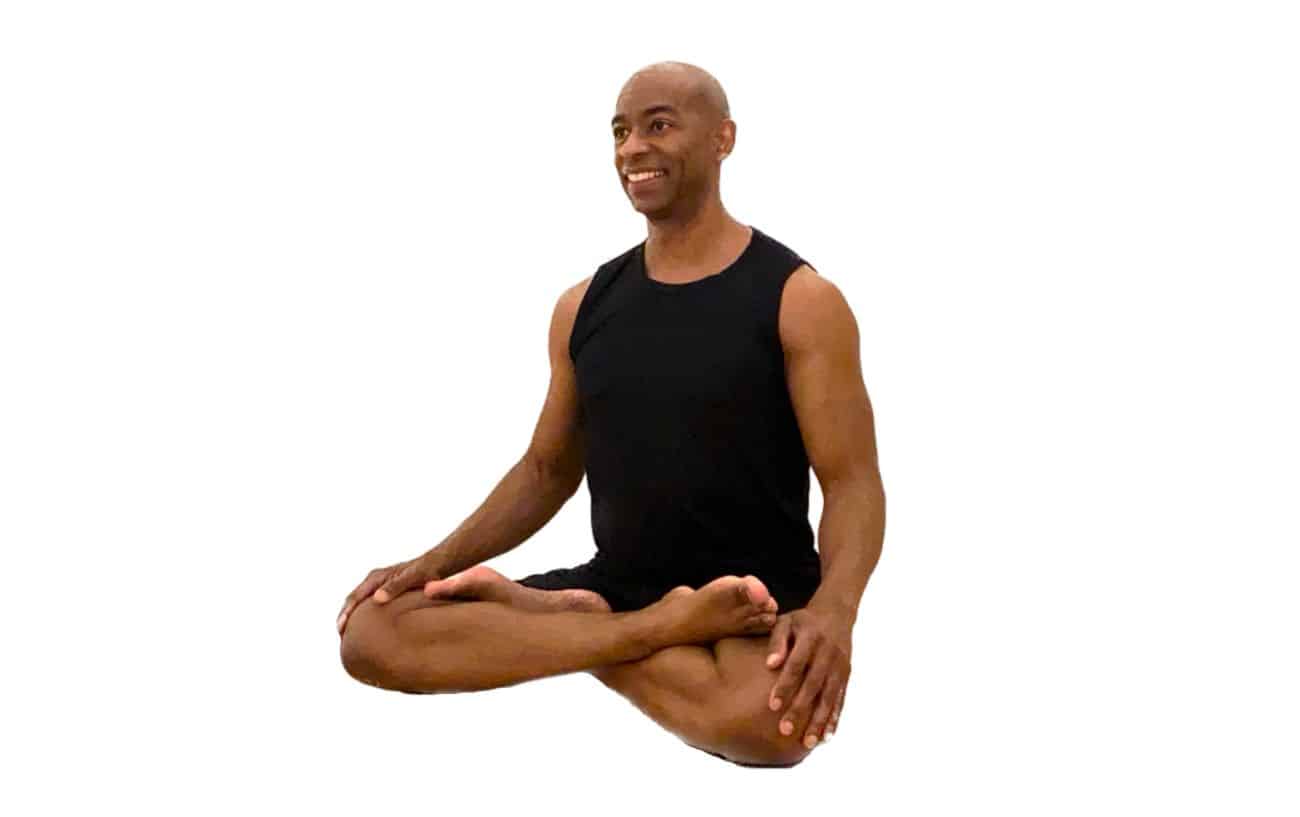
[660, 585, 695, 602]
[423, 565, 613, 613]
[648, 575, 779, 646]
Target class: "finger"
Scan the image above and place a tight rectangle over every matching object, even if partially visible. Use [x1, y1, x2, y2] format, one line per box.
[342, 568, 389, 613]
[783, 653, 832, 747]
[765, 616, 791, 672]
[375, 562, 421, 604]
[771, 635, 817, 726]
[829, 684, 846, 737]
[338, 569, 378, 620]
[805, 671, 843, 745]
[338, 568, 390, 632]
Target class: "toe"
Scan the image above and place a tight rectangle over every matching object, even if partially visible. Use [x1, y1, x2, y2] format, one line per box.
[740, 576, 774, 610]
[728, 576, 751, 605]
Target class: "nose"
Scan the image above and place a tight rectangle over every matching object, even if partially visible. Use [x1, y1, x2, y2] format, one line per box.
[616, 130, 650, 167]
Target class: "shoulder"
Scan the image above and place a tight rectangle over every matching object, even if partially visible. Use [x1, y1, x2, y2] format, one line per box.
[551, 241, 639, 343]
[778, 264, 859, 359]
[543, 274, 594, 366]
[553, 274, 594, 332]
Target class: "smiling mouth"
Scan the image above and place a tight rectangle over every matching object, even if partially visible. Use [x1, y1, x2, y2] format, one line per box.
[626, 169, 668, 185]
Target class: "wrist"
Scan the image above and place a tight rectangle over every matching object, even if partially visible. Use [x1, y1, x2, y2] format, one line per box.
[422, 544, 452, 578]
[807, 592, 857, 623]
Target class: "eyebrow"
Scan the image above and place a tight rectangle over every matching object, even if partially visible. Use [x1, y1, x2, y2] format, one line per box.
[611, 104, 679, 127]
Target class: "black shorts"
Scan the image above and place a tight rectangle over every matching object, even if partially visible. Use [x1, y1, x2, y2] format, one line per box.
[515, 559, 669, 613]
[516, 556, 818, 614]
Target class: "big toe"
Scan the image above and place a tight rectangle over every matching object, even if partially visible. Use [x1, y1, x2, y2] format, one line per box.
[738, 575, 775, 610]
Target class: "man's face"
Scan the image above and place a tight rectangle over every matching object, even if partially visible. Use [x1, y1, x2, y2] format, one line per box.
[611, 78, 718, 217]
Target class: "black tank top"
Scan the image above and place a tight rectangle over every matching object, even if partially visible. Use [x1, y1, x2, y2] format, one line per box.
[570, 225, 822, 611]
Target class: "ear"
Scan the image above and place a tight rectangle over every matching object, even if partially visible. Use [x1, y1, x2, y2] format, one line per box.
[716, 119, 736, 161]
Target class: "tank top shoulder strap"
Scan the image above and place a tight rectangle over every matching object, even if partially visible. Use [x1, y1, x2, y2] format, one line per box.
[743, 226, 817, 363]
[568, 242, 642, 364]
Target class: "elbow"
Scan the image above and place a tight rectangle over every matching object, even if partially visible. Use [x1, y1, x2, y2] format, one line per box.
[824, 469, 885, 504]
[523, 453, 584, 497]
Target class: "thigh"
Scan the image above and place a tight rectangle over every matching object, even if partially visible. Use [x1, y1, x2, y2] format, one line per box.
[348, 589, 467, 638]
[712, 635, 811, 759]
[596, 636, 776, 709]
[594, 635, 807, 766]
[712, 634, 782, 699]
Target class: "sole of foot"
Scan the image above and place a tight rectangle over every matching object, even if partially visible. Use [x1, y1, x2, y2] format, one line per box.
[651, 575, 779, 646]
[423, 565, 613, 613]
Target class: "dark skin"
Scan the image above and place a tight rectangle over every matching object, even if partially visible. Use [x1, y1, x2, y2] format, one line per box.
[337, 63, 749, 623]
[339, 62, 877, 752]
[612, 64, 868, 744]
[611, 63, 751, 282]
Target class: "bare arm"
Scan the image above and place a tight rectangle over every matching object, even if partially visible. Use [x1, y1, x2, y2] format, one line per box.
[764, 264, 884, 746]
[781, 268, 884, 618]
[338, 276, 591, 627]
[422, 276, 592, 578]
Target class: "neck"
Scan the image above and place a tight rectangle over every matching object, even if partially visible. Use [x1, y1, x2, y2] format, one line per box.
[643, 194, 743, 268]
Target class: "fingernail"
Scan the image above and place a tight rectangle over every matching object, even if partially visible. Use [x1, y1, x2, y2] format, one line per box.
[780, 720, 793, 736]
[825, 730, 834, 742]
[769, 697, 782, 711]
[374, 590, 388, 603]
[767, 654, 779, 667]
[804, 735, 818, 749]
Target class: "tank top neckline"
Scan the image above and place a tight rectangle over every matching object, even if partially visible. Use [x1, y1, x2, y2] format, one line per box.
[638, 225, 759, 293]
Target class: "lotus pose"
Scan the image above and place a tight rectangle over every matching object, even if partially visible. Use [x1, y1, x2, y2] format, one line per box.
[337, 61, 886, 768]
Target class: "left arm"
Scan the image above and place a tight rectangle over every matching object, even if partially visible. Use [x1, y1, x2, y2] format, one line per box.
[765, 264, 886, 748]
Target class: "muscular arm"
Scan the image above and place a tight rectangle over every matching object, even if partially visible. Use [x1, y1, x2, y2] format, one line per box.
[522, 278, 589, 486]
[779, 266, 885, 619]
[339, 276, 594, 621]
[422, 276, 592, 578]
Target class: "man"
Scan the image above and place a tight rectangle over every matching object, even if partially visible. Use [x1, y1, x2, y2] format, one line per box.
[336, 61, 885, 768]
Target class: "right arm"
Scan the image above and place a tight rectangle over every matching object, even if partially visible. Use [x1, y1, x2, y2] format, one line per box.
[337, 276, 591, 631]
[409, 276, 591, 584]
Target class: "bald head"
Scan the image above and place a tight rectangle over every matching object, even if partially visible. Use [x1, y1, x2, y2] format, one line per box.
[621, 61, 730, 124]
[612, 61, 736, 218]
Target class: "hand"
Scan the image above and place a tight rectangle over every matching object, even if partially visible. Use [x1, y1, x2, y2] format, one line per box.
[336, 552, 443, 635]
[764, 606, 853, 748]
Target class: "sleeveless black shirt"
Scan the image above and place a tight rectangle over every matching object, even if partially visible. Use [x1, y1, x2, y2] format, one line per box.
[570, 225, 822, 612]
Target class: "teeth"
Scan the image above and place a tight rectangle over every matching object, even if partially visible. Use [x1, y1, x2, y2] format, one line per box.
[629, 170, 665, 182]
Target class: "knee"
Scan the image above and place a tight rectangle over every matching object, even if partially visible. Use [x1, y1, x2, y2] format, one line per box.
[713, 698, 814, 768]
[339, 599, 410, 691]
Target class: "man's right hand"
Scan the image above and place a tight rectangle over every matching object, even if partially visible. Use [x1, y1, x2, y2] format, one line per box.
[337, 552, 443, 635]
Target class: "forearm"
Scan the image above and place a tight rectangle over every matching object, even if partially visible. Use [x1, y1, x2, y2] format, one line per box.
[808, 474, 885, 621]
[427, 456, 579, 577]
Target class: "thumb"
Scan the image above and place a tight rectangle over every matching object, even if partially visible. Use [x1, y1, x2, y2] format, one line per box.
[766, 617, 791, 669]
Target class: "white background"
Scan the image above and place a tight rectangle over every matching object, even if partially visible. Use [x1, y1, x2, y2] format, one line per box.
[2, 1, 1296, 813]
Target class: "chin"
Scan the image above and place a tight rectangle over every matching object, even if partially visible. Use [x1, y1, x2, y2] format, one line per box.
[629, 195, 672, 218]
[637, 204, 675, 220]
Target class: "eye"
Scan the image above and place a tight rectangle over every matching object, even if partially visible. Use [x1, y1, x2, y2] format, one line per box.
[651, 119, 670, 132]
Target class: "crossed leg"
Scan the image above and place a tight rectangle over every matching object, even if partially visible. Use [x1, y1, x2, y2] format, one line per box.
[588, 621, 815, 767]
[340, 566, 816, 767]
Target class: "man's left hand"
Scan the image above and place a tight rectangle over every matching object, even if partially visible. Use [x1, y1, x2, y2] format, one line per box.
[765, 606, 853, 748]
